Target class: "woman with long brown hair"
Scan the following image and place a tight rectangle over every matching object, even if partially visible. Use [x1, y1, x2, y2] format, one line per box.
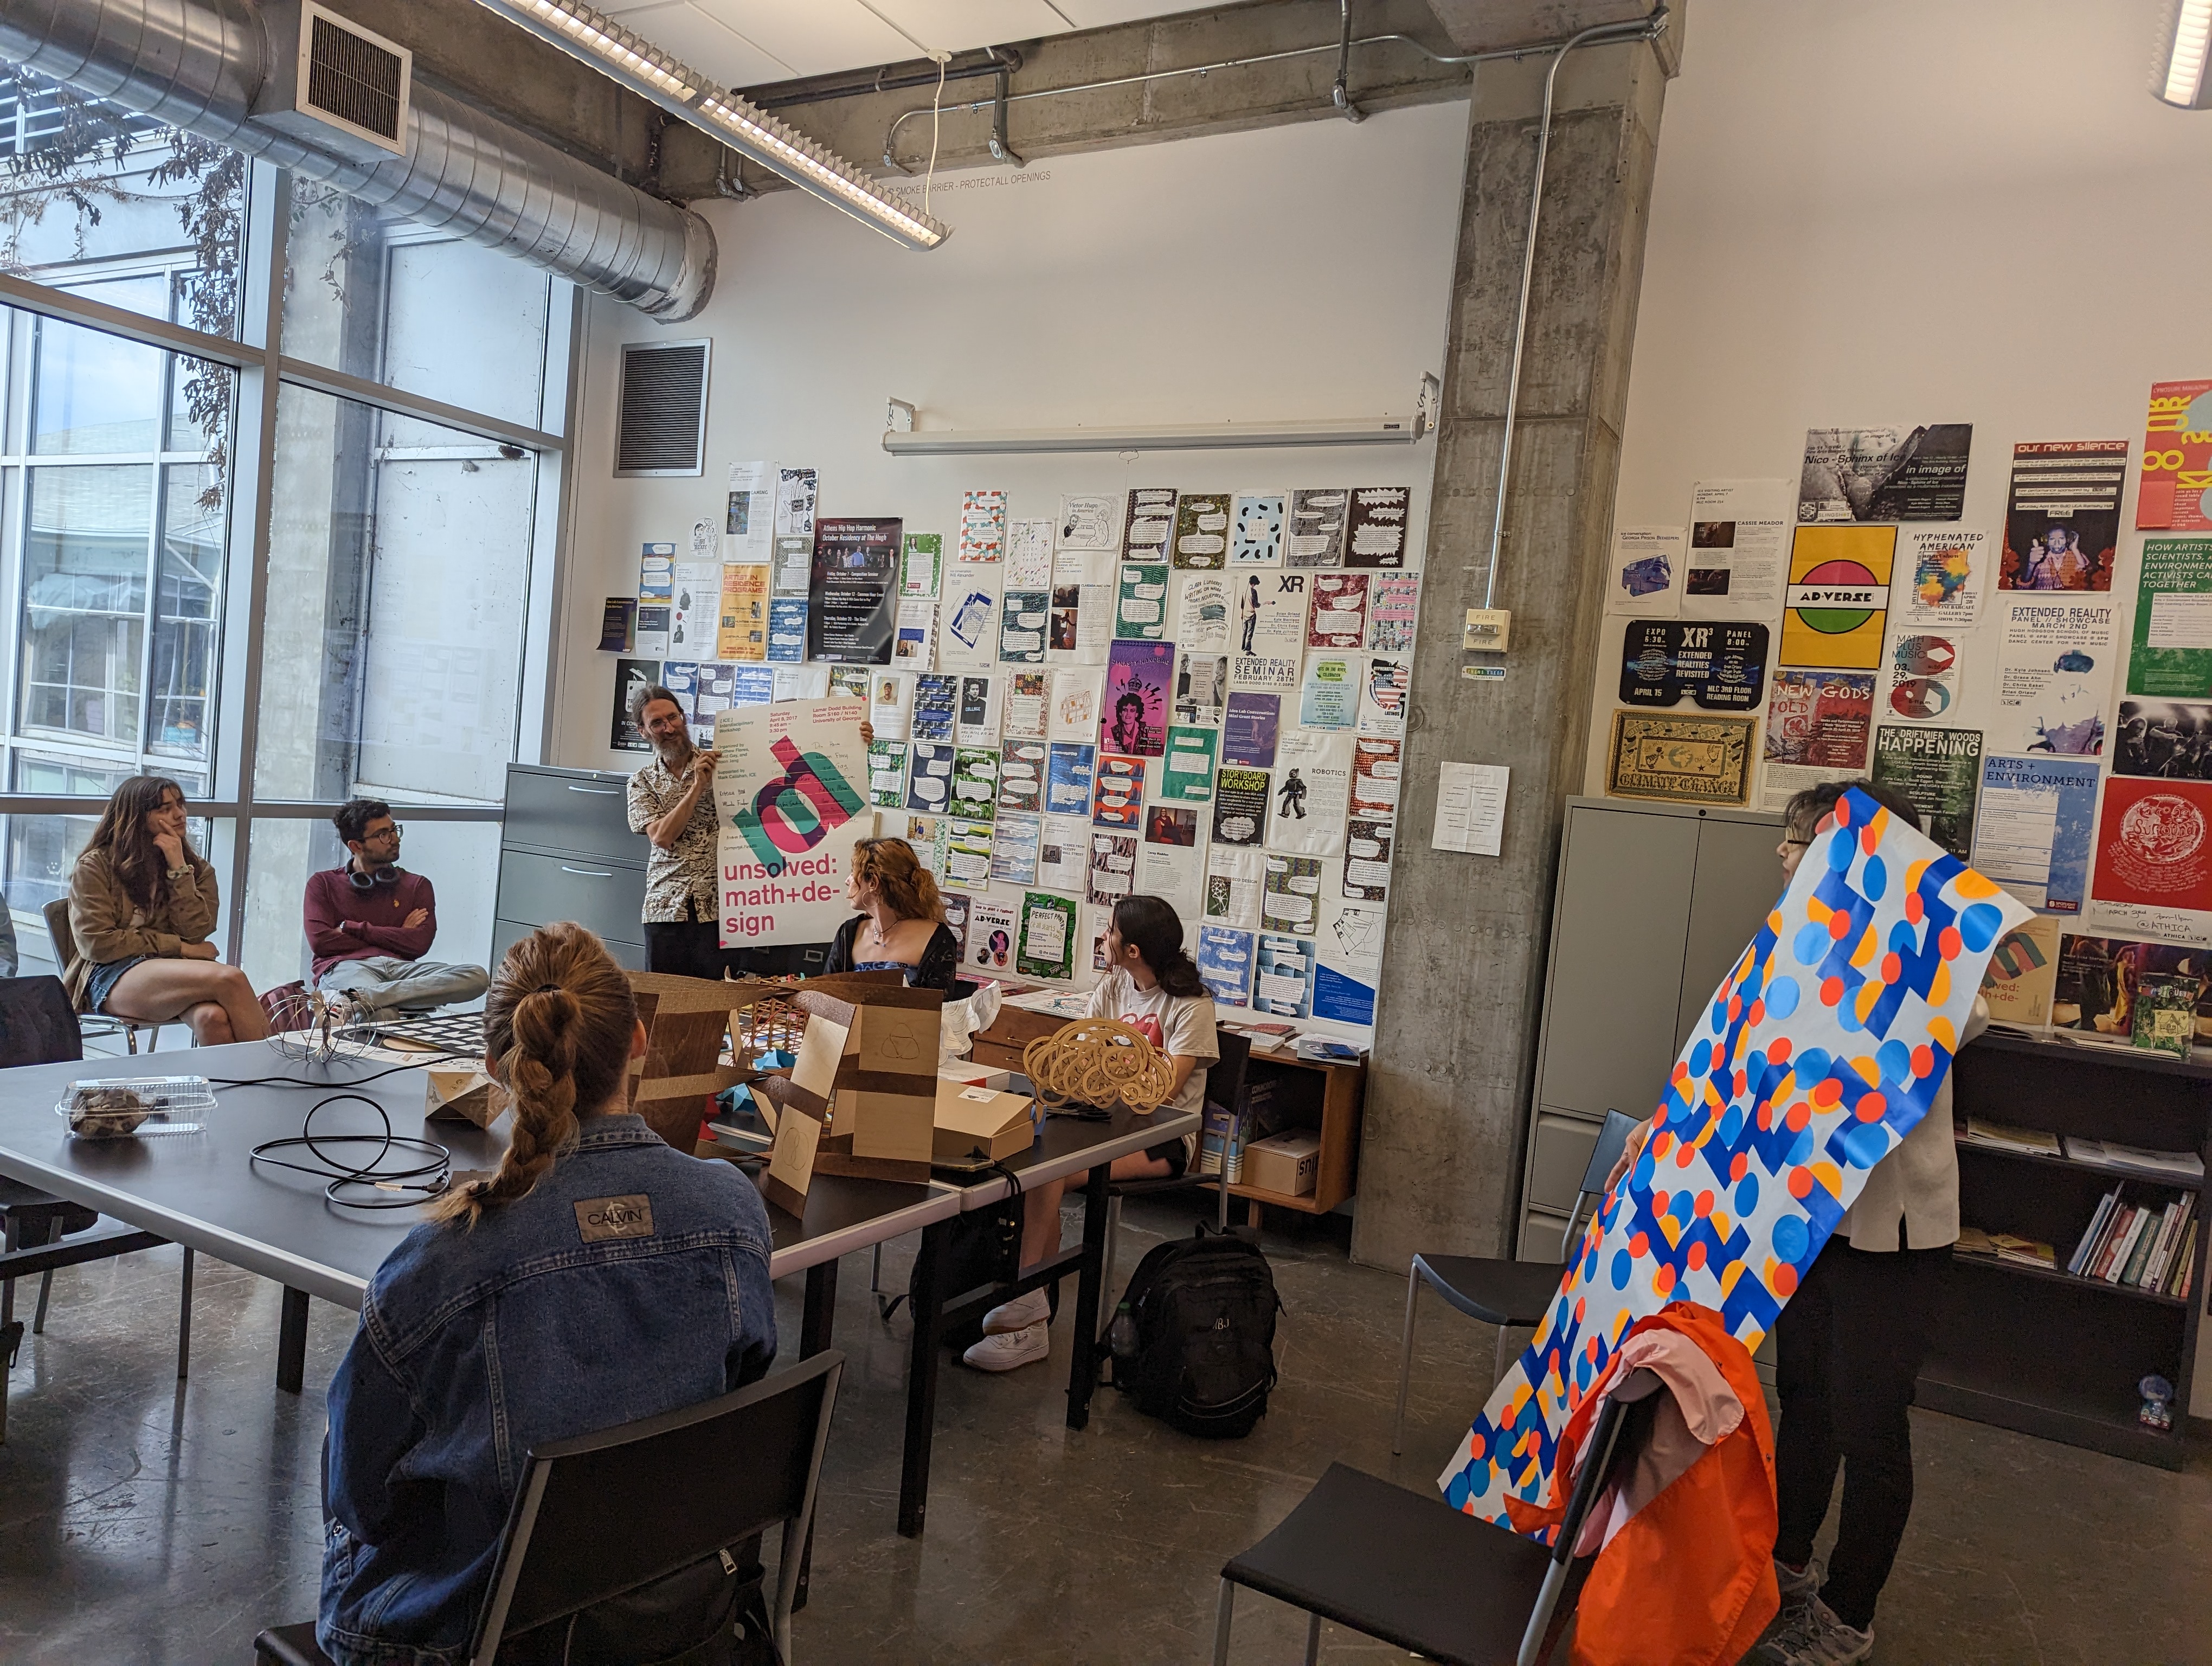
[318, 922, 777, 1665]
[63, 775, 267, 1043]
[821, 834, 962, 995]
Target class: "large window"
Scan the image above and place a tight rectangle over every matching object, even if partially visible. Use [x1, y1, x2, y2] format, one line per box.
[0, 75, 573, 992]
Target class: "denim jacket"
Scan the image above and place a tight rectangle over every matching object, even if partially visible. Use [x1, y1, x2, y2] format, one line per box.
[319, 1114, 777, 1666]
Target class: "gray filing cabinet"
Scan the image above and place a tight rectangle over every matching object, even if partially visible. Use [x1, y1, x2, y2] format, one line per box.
[494, 764, 650, 971]
[1516, 797, 1784, 1261]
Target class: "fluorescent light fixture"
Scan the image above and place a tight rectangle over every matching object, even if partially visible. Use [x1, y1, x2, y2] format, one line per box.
[882, 414, 1431, 457]
[466, 0, 950, 249]
[2153, 0, 2212, 107]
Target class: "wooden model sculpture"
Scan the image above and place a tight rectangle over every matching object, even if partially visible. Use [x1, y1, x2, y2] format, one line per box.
[753, 976, 944, 1208]
[1022, 1017, 1175, 1113]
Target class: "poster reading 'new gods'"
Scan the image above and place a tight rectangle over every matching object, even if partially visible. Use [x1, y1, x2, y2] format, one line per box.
[714, 697, 876, 946]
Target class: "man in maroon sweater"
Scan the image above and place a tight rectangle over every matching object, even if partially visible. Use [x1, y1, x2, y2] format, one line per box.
[304, 798, 490, 1017]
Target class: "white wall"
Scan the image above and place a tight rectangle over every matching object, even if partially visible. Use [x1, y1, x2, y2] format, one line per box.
[1587, 0, 2212, 1412]
[558, 100, 1469, 771]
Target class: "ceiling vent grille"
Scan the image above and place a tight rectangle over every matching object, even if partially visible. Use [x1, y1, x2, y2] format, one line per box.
[250, 1, 411, 161]
[616, 341, 710, 477]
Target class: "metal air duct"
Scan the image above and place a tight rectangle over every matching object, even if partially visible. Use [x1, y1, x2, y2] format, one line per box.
[0, 0, 712, 318]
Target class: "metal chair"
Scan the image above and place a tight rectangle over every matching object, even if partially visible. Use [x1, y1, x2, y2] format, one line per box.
[41, 898, 158, 1054]
[0, 974, 191, 1444]
[1391, 1108, 1642, 1454]
[1215, 1367, 1662, 1666]
[255, 1350, 844, 1666]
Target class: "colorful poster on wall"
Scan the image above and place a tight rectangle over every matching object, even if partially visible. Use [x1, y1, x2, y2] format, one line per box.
[902, 531, 944, 599]
[1254, 933, 1316, 1018]
[1439, 791, 2028, 1533]
[1882, 631, 1964, 721]
[1991, 597, 2116, 756]
[966, 896, 1018, 973]
[1173, 492, 1230, 569]
[1350, 735, 1403, 821]
[767, 598, 807, 663]
[999, 590, 1049, 663]
[1057, 492, 1116, 551]
[1204, 844, 1263, 928]
[1115, 562, 1169, 639]
[1050, 667, 1103, 742]
[710, 697, 874, 947]
[609, 657, 659, 752]
[958, 489, 1006, 563]
[1973, 754, 2099, 915]
[1617, 621, 1770, 711]
[1359, 656, 1411, 737]
[2137, 382, 2212, 531]
[1345, 486, 1412, 569]
[1869, 725, 1982, 859]
[1049, 547, 1113, 664]
[717, 563, 768, 661]
[1367, 574, 1420, 653]
[1017, 889, 1075, 981]
[1261, 853, 1323, 937]
[905, 741, 954, 812]
[1604, 526, 1687, 618]
[1299, 653, 1360, 729]
[1222, 692, 1281, 768]
[1213, 768, 1271, 847]
[1684, 478, 1791, 618]
[2127, 537, 2212, 697]
[1288, 488, 1348, 568]
[1900, 528, 1988, 625]
[1980, 915, 2061, 1028]
[1086, 830, 1137, 906]
[990, 812, 1039, 887]
[938, 567, 1002, 671]
[1342, 817, 1394, 901]
[1197, 925, 1256, 1005]
[943, 816, 993, 891]
[1161, 725, 1219, 803]
[998, 736, 1046, 815]
[1306, 571, 1369, 648]
[910, 672, 956, 743]
[1780, 525, 1895, 670]
[1045, 741, 1095, 816]
[949, 748, 999, 820]
[1101, 638, 1174, 757]
[1606, 713, 1754, 806]
[1797, 423, 1972, 522]
[2001, 440, 2126, 588]
[1229, 491, 1287, 566]
[865, 737, 909, 809]
[1091, 754, 1146, 829]
[2053, 932, 2212, 1039]
[2089, 777, 2212, 943]
[807, 518, 901, 664]
[1123, 488, 1176, 560]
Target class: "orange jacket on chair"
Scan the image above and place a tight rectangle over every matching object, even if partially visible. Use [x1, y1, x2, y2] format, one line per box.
[1503, 1301, 1779, 1666]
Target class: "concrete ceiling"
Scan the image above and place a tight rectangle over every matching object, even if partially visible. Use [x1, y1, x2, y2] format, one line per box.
[595, 0, 1210, 88]
[1418, 0, 1653, 53]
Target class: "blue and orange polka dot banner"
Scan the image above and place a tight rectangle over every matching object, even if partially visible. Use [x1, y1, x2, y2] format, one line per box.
[1438, 788, 2030, 1531]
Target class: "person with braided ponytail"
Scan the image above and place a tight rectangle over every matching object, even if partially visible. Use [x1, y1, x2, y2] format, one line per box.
[318, 923, 777, 1666]
[964, 894, 1219, 1373]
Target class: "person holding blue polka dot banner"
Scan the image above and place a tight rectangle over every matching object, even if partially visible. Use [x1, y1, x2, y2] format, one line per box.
[1437, 778, 2023, 1666]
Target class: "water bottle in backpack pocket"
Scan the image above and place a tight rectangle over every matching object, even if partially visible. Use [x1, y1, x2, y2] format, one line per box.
[1114, 1226, 1282, 1439]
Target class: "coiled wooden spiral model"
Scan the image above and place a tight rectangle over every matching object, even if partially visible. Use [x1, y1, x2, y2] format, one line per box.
[1023, 1017, 1178, 1113]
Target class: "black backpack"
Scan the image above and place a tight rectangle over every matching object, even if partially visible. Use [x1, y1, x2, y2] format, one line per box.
[1114, 1227, 1281, 1439]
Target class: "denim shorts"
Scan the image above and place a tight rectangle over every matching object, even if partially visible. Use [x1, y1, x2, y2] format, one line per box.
[84, 954, 147, 1015]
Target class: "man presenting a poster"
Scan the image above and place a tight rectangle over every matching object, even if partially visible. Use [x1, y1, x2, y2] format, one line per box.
[712, 697, 879, 956]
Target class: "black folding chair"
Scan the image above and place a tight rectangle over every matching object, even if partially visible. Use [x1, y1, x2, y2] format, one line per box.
[42, 899, 158, 1053]
[254, 1350, 844, 1666]
[0, 974, 189, 1444]
[1215, 1367, 1661, 1666]
[1095, 1027, 1252, 1324]
[1392, 1108, 1641, 1453]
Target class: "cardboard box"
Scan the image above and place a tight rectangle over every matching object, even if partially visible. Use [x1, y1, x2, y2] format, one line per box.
[932, 1081, 1036, 1165]
[1244, 1131, 1320, 1197]
[939, 1063, 1012, 1091]
[425, 1067, 500, 1128]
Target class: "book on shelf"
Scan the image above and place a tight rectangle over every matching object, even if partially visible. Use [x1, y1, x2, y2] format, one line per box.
[2107, 1208, 2155, 1283]
[2120, 1210, 2162, 1286]
[2091, 1206, 2141, 1280]
[1962, 1118, 2064, 1156]
[2168, 1222, 2197, 1299]
[2060, 1138, 2204, 1182]
[2066, 1188, 2120, 1276]
[1957, 1225, 2057, 1270]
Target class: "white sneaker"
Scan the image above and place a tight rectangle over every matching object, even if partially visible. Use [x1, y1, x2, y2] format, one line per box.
[980, 1288, 1050, 1335]
[962, 1321, 1049, 1372]
[1752, 1596, 1872, 1666]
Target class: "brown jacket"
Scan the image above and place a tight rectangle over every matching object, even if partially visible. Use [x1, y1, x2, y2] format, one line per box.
[62, 845, 221, 1010]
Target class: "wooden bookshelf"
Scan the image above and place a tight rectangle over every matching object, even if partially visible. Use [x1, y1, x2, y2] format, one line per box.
[1937, 1032, 2208, 1469]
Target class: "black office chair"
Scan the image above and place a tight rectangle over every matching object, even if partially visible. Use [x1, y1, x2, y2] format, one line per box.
[1095, 1027, 1252, 1325]
[41, 899, 158, 1054]
[254, 1350, 845, 1666]
[0, 975, 193, 1444]
[1391, 1108, 1642, 1454]
[1214, 1367, 1662, 1666]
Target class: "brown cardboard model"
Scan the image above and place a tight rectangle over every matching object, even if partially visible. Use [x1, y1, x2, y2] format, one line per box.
[755, 981, 943, 1193]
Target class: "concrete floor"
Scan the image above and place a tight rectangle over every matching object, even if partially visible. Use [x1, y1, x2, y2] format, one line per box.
[2, 1195, 2209, 1665]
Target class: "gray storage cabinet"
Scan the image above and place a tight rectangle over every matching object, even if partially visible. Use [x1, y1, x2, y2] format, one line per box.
[494, 764, 650, 970]
[1516, 797, 1783, 1261]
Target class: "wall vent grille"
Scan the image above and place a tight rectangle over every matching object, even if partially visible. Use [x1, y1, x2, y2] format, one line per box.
[305, 12, 406, 145]
[616, 341, 710, 477]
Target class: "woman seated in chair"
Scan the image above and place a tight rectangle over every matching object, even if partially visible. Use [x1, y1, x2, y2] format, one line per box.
[64, 776, 267, 1045]
[820, 835, 962, 995]
[320, 923, 779, 1666]
[964, 893, 1219, 1373]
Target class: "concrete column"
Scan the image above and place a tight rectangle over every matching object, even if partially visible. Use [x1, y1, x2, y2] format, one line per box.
[1351, 34, 1674, 1271]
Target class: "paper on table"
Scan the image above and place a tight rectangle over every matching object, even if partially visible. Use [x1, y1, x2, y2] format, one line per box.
[1432, 761, 1509, 856]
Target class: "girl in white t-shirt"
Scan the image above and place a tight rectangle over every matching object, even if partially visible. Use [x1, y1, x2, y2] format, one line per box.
[962, 895, 1219, 1373]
